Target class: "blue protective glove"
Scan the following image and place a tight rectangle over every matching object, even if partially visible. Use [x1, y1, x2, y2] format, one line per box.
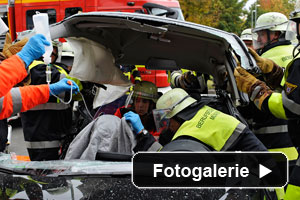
[49, 78, 80, 96]
[124, 111, 144, 134]
[17, 34, 50, 68]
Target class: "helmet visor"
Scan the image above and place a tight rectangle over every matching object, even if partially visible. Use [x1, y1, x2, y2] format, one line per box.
[286, 20, 297, 41]
[125, 90, 134, 108]
[152, 108, 171, 132]
[252, 30, 266, 50]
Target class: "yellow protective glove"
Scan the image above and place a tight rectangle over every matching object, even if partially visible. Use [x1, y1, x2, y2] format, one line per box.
[234, 66, 272, 110]
[248, 48, 275, 74]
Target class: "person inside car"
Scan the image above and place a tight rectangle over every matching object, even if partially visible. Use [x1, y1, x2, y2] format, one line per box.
[124, 88, 268, 153]
[114, 81, 161, 138]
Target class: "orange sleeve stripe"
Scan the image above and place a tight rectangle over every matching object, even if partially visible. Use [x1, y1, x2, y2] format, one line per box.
[20, 84, 50, 112]
[0, 55, 27, 97]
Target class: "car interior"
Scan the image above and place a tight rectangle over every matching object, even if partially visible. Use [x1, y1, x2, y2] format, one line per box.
[48, 12, 256, 160]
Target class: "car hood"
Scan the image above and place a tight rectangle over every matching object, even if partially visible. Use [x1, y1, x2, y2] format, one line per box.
[49, 12, 257, 86]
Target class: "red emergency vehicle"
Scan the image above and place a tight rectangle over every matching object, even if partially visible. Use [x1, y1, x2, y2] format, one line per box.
[0, 0, 183, 87]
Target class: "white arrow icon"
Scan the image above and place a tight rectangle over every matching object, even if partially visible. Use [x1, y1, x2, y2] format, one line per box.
[259, 164, 272, 178]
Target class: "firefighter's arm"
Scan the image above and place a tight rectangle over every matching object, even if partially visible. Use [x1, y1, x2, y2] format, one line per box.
[234, 66, 273, 110]
[171, 70, 198, 89]
[0, 55, 28, 97]
[262, 61, 300, 120]
[0, 85, 49, 120]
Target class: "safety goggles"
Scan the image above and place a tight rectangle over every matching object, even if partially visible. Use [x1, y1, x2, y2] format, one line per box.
[152, 95, 190, 132]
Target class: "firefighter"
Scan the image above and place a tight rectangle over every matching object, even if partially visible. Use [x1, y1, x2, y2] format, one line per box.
[240, 28, 253, 49]
[0, 34, 79, 151]
[114, 81, 160, 138]
[20, 40, 82, 161]
[124, 88, 268, 153]
[252, 12, 295, 67]
[239, 12, 298, 191]
[0, 34, 79, 119]
[120, 65, 141, 84]
[233, 2, 300, 198]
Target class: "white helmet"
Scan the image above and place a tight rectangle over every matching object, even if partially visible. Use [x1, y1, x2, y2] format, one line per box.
[253, 12, 288, 33]
[153, 88, 196, 131]
[240, 28, 252, 41]
[252, 12, 288, 50]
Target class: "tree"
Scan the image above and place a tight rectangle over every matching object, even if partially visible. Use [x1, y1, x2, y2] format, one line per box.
[179, 0, 247, 35]
[243, 0, 296, 31]
[216, 0, 247, 34]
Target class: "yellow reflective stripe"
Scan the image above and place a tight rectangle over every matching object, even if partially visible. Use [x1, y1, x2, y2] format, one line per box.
[28, 60, 44, 70]
[168, 70, 171, 83]
[285, 184, 300, 200]
[123, 72, 131, 80]
[135, 76, 142, 81]
[181, 69, 196, 75]
[268, 93, 287, 120]
[28, 61, 83, 91]
[268, 147, 298, 161]
[173, 106, 240, 151]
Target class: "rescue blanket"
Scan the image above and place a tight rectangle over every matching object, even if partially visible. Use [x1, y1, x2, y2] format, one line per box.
[64, 115, 136, 160]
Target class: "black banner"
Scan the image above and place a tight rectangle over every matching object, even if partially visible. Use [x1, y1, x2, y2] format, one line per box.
[132, 152, 288, 188]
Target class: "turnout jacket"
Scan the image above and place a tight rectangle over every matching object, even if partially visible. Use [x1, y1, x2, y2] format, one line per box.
[239, 41, 298, 164]
[0, 55, 49, 119]
[260, 57, 300, 200]
[135, 104, 267, 153]
[21, 60, 75, 161]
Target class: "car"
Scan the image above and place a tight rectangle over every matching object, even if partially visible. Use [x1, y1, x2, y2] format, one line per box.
[0, 12, 268, 199]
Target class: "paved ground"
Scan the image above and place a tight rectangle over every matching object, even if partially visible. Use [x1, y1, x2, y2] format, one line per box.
[7, 124, 28, 156]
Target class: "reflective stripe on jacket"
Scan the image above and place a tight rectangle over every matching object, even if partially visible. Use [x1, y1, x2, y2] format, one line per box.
[266, 58, 300, 120]
[0, 85, 49, 119]
[172, 105, 244, 151]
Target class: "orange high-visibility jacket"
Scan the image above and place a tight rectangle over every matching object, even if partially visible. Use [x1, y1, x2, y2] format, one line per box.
[0, 55, 50, 119]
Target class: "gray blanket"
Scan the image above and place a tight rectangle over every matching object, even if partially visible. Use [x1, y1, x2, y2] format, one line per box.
[64, 115, 136, 160]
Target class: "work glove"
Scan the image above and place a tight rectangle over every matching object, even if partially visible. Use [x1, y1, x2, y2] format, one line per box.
[16, 34, 50, 68]
[124, 111, 144, 134]
[234, 66, 273, 110]
[49, 78, 80, 96]
[3, 33, 29, 58]
[178, 71, 199, 89]
[248, 48, 275, 74]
